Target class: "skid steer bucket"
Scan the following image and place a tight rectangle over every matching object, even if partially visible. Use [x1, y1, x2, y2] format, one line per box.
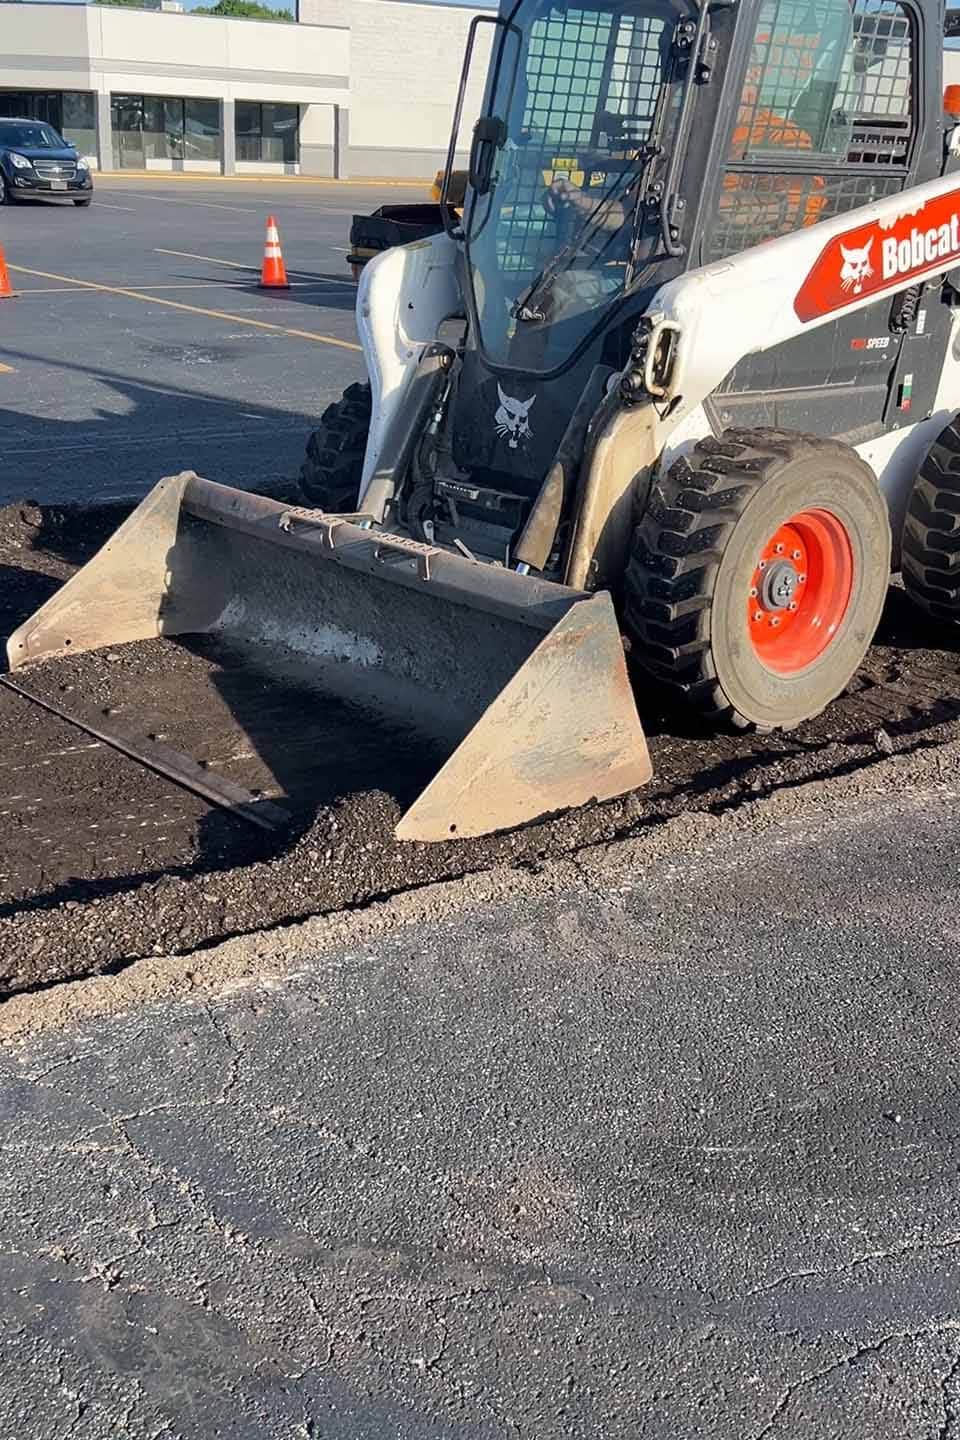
[7, 473, 652, 842]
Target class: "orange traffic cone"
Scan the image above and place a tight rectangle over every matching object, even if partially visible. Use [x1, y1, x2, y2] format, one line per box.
[0, 244, 12, 299]
[259, 215, 289, 289]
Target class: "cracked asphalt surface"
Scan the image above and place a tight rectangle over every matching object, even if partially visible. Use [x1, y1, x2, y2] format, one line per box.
[3, 747, 960, 1438]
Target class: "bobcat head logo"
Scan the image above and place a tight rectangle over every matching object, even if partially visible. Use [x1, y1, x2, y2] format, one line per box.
[494, 384, 535, 449]
[840, 238, 874, 295]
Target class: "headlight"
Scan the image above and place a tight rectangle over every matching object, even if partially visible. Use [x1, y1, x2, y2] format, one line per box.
[76, 157, 89, 172]
[8, 153, 32, 170]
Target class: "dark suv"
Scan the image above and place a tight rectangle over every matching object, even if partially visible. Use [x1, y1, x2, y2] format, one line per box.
[0, 119, 94, 207]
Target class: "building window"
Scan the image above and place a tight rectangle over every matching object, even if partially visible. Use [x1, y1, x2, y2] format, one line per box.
[142, 97, 183, 161]
[111, 94, 222, 168]
[0, 90, 96, 157]
[185, 99, 221, 162]
[235, 102, 299, 165]
[61, 92, 96, 158]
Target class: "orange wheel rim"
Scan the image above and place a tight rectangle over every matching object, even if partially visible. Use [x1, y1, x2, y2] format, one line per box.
[747, 509, 854, 674]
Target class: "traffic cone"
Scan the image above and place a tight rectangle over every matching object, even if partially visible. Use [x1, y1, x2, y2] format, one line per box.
[259, 215, 289, 289]
[0, 244, 12, 299]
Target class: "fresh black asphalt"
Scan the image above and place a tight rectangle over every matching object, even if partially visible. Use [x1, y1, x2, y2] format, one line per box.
[2, 769, 960, 1438]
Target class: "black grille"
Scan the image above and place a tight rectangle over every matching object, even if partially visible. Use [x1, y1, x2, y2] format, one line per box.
[846, 128, 910, 166]
[709, 170, 904, 262]
[731, 0, 912, 164]
[711, 0, 912, 261]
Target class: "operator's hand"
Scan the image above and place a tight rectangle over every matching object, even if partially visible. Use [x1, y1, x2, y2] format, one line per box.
[543, 174, 626, 233]
[542, 174, 578, 218]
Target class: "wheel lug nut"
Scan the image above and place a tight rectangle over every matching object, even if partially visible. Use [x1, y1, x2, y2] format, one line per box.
[749, 586, 758, 598]
[788, 601, 798, 611]
[797, 573, 806, 583]
[753, 610, 762, 622]
[792, 549, 801, 560]
[770, 616, 781, 627]
[758, 560, 767, 570]
[775, 543, 784, 553]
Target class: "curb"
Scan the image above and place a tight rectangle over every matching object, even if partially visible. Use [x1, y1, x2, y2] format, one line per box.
[95, 171, 431, 188]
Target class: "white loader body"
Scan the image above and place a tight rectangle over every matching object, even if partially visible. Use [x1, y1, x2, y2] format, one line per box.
[357, 156, 960, 569]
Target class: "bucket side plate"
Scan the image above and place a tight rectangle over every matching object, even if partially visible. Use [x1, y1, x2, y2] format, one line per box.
[397, 592, 652, 841]
[6, 472, 216, 670]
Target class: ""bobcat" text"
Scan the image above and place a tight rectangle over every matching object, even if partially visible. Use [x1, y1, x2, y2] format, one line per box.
[881, 214, 960, 279]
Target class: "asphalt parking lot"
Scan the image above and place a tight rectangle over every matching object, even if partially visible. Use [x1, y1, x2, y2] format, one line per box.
[4, 746, 960, 1439]
[0, 175, 403, 505]
[5, 171, 960, 1440]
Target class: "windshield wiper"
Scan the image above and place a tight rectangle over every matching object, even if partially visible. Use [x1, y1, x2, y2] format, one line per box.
[512, 146, 658, 323]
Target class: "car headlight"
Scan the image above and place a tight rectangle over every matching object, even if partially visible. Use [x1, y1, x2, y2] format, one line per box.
[8, 153, 32, 170]
[76, 157, 89, 172]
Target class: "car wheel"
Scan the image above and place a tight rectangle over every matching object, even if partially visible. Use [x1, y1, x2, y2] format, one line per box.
[73, 196, 92, 207]
[0, 177, 12, 206]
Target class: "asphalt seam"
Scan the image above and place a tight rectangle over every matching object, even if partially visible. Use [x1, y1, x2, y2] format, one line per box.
[3, 726, 959, 1042]
[755, 1327, 960, 1440]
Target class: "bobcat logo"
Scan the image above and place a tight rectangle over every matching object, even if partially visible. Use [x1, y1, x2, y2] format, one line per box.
[840, 238, 874, 295]
[494, 384, 535, 449]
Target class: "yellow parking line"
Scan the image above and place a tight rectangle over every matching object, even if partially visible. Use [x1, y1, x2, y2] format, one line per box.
[8, 264, 362, 352]
[156, 246, 354, 285]
[18, 282, 248, 293]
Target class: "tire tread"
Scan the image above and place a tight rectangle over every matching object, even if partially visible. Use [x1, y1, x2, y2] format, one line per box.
[623, 427, 879, 729]
[903, 417, 960, 619]
[299, 382, 372, 509]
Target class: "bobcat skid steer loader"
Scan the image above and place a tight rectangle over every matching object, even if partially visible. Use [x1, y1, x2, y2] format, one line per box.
[11, 0, 960, 842]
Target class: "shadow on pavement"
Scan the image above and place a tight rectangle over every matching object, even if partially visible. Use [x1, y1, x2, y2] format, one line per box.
[0, 360, 353, 914]
[0, 348, 360, 507]
[162, 267, 358, 312]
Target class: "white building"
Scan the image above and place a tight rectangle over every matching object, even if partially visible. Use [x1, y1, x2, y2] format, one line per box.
[299, 0, 491, 177]
[0, 0, 490, 177]
[3, 0, 958, 181]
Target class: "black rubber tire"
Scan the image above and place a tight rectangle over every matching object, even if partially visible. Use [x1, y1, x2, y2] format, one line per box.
[623, 427, 891, 730]
[299, 381, 372, 510]
[0, 177, 12, 206]
[901, 416, 960, 622]
[73, 196, 92, 207]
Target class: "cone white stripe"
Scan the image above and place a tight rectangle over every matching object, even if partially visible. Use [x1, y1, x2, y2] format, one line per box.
[264, 245, 282, 257]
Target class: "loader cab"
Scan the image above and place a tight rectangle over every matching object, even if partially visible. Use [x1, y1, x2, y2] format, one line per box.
[460, 0, 696, 372]
[431, 0, 951, 563]
[431, 0, 722, 554]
